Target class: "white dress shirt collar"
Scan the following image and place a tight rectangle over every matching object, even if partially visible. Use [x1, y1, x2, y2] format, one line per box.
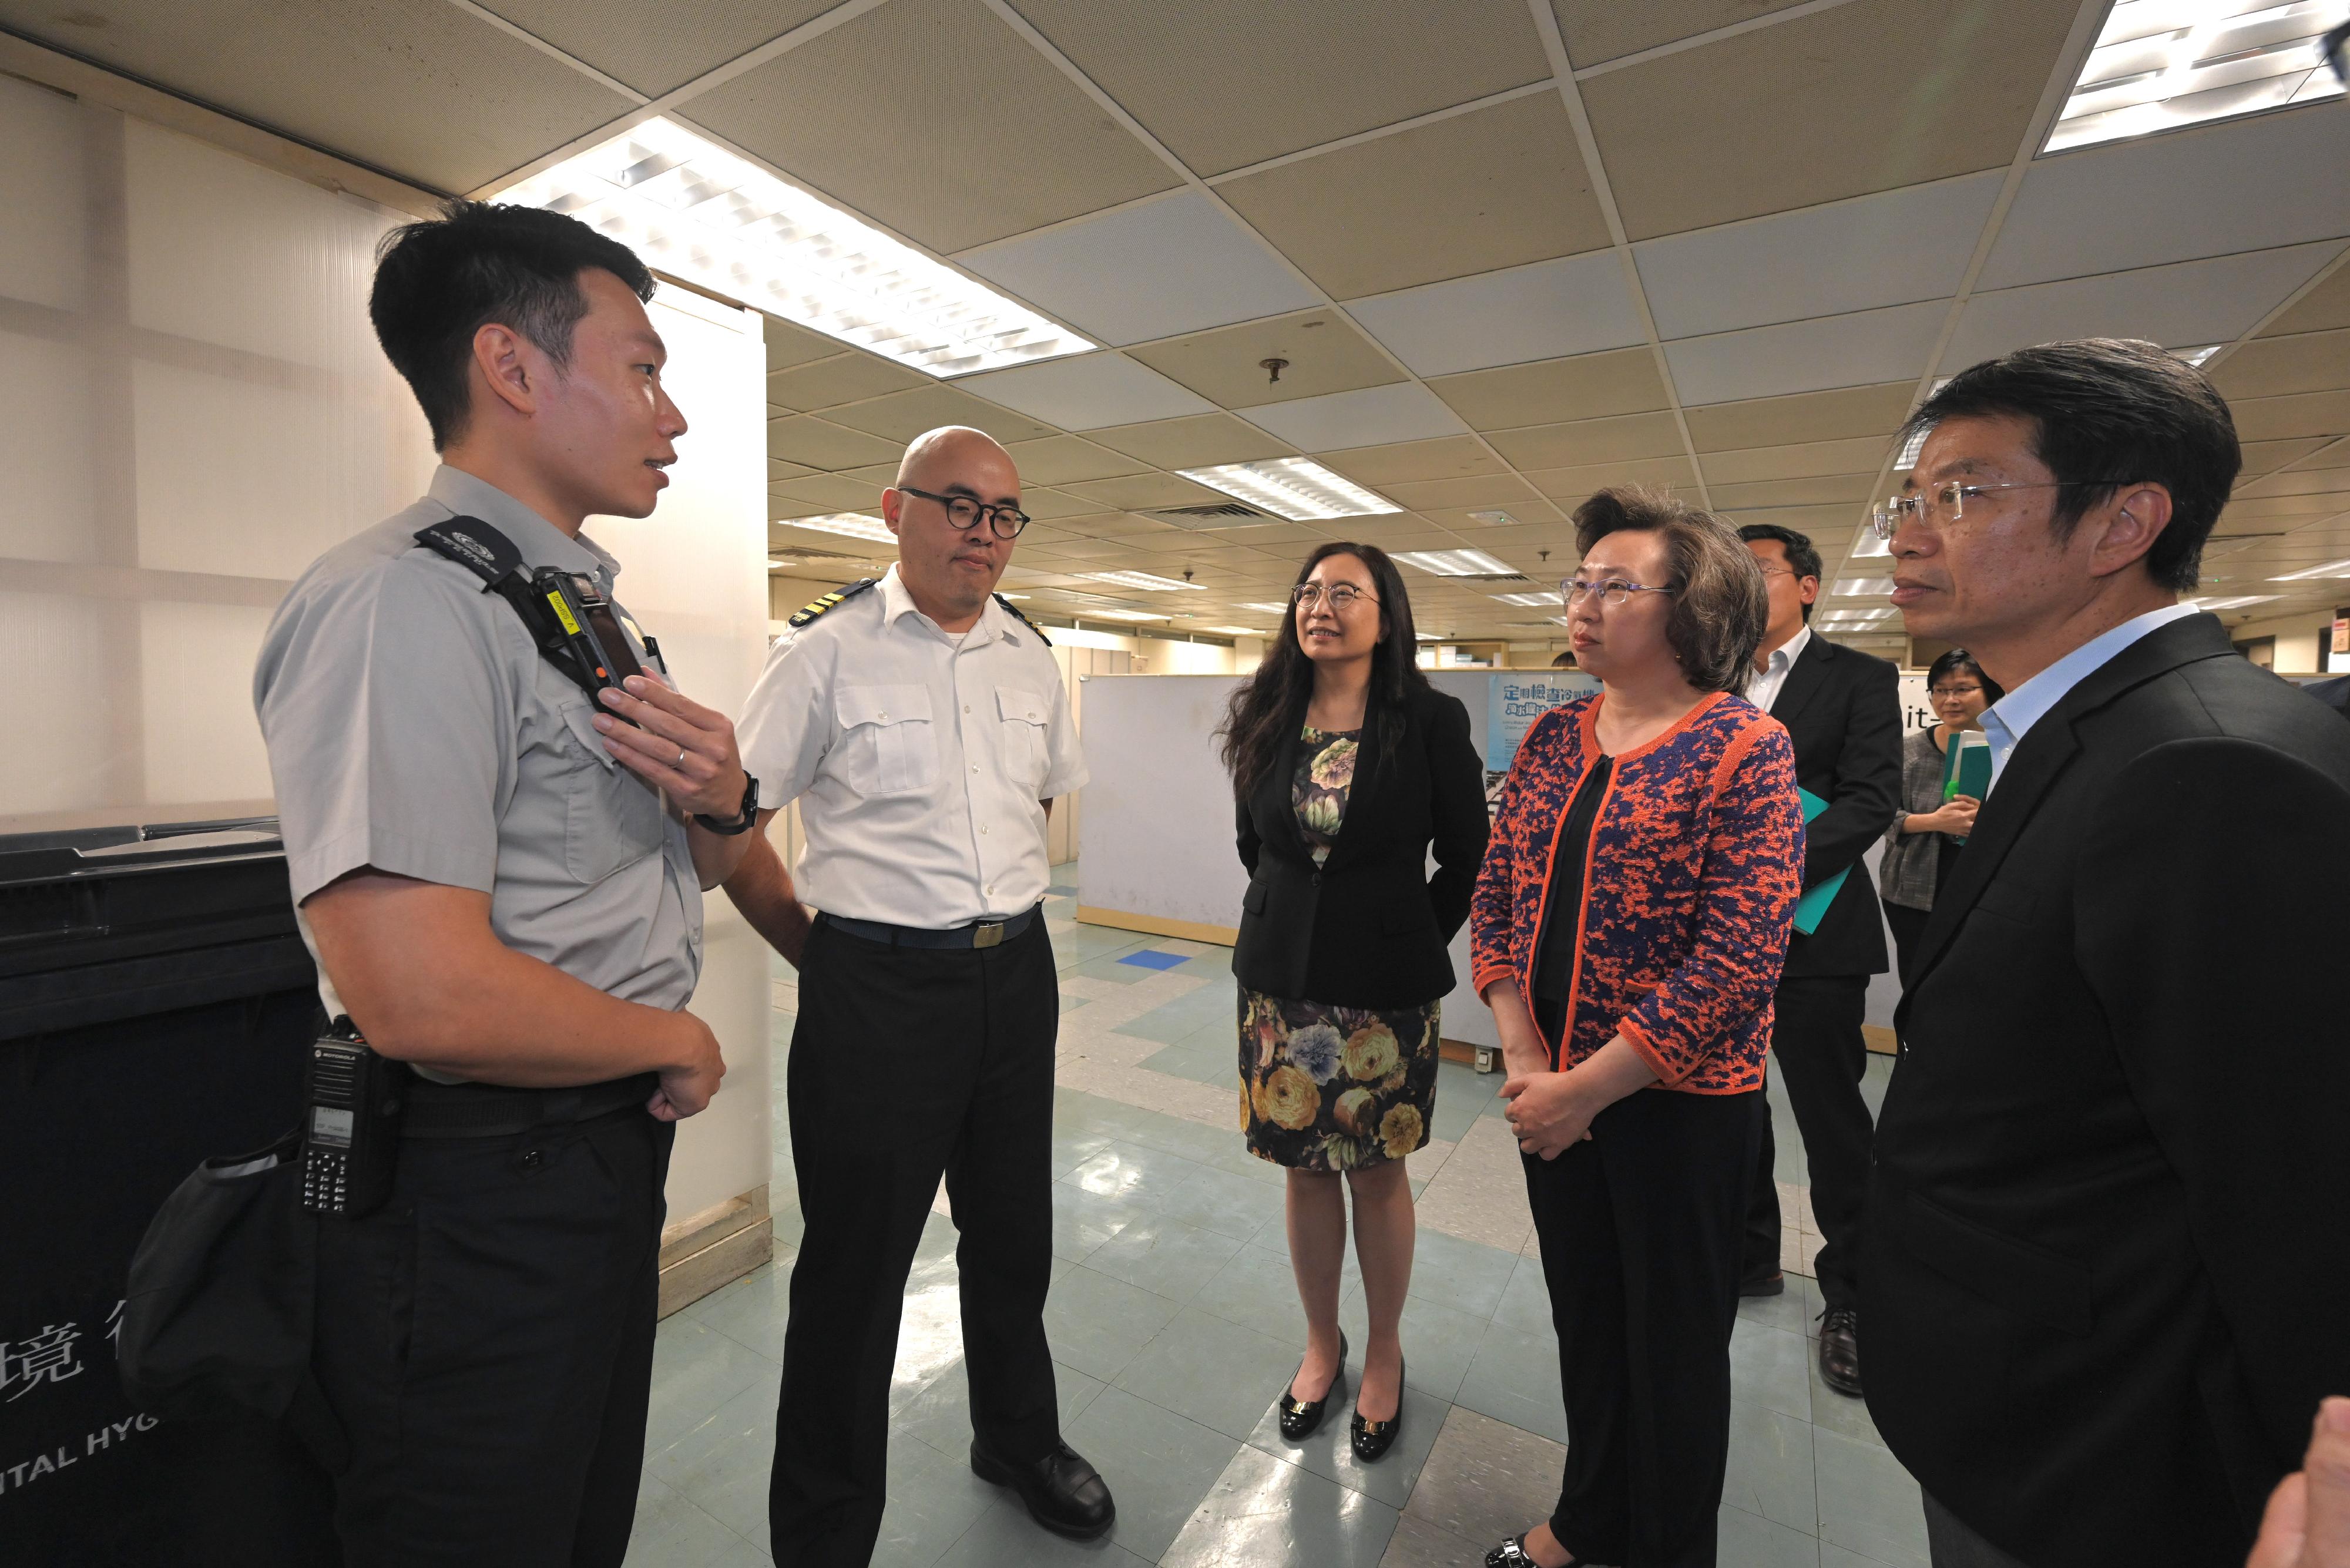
[1748, 623, 1813, 714]
[876, 563, 1006, 648]
[1978, 603, 2203, 788]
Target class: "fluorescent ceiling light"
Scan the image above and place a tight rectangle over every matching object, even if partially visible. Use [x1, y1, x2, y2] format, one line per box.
[1414, 632, 1443, 641]
[1086, 570, 1206, 592]
[1833, 577, 1897, 596]
[493, 118, 1090, 376]
[1895, 428, 1929, 470]
[1241, 602, 1294, 615]
[1392, 549, 1513, 576]
[2047, 0, 2343, 153]
[2271, 558, 2350, 579]
[1176, 458, 1401, 521]
[1490, 590, 1565, 606]
[996, 592, 1030, 600]
[2190, 593, 2282, 609]
[1821, 607, 1899, 623]
[1068, 607, 1167, 623]
[2176, 344, 2224, 365]
[781, 513, 894, 543]
[1194, 626, 1271, 636]
[1851, 529, 1893, 558]
[1464, 509, 1517, 526]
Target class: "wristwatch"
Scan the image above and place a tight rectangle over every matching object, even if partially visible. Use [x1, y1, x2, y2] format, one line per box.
[693, 772, 760, 835]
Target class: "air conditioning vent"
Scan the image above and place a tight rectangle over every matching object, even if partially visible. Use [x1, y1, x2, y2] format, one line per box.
[1451, 572, 1536, 585]
[1148, 502, 1273, 530]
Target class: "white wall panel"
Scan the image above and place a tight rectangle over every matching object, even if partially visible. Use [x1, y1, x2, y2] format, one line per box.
[137, 600, 276, 805]
[0, 331, 97, 562]
[0, 73, 86, 313]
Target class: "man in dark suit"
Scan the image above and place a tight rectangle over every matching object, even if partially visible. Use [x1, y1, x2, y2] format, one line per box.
[1735, 522, 1902, 1400]
[1866, 338, 2350, 1567]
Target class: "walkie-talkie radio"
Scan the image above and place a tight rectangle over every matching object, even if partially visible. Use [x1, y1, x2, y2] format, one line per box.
[411, 517, 662, 715]
[301, 1017, 405, 1217]
[535, 569, 644, 698]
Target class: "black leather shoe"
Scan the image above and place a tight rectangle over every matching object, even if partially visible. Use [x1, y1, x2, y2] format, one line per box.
[1350, 1355, 1404, 1462]
[1738, 1270, 1786, 1297]
[1484, 1534, 1581, 1567]
[1818, 1305, 1863, 1398]
[1278, 1332, 1347, 1441]
[969, 1439, 1115, 1539]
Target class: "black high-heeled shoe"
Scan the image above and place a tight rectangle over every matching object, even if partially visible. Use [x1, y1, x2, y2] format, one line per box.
[1350, 1354, 1405, 1461]
[1277, 1331, 1347, 1442]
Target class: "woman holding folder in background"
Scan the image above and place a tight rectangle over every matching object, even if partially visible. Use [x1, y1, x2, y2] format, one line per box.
[1879, 649, 2003, 982]
[1469, 490, 1802, 1568]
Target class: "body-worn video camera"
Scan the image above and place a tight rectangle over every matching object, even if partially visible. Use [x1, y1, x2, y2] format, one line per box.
[301, 1017, 405, 1217]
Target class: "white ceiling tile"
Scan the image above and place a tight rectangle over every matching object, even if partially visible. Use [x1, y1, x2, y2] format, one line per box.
[1344, 251, 1644, 377]
[1234, 383, 1469, 452]
[1666, 301, 1948, 406]
[958, 191, 1320, 346]
[955, 352, 1214, 431]
[1979, 107, 2350, 291]
[1943, 241, 2349, 371]
[1634, 172, 2003, 341]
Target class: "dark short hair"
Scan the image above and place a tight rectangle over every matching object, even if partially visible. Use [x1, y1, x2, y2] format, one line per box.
[1574, 488, 1769, 695]
[370, 200, 655, 451]
[1894, 338, 2241, 593]
[1926, 647, 2005, 706]
[1736, 522, 1824, 622]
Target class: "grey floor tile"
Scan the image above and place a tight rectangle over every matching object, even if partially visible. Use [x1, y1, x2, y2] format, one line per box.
[1064, 1141, 1215, 1205]
[1814, 1426, 1929, 1568]
[1043, 1264, 1185, 1384]
[1083, 1213, 1247, 1304]
[1052, 1128, 1115, 1180]
[1155, 1163, 1287, 1242]
[1112, 1307, 1308, 1441]
[894, 1357, 1107, 1461]
[1376, 1513, 1493, 1568]
[1449, 1321, 1566, 1445]
[1054, 924, 1155, 966]
[693, 1257, 798, 1361]
[1406, 1229, 1520, 1321]
[1723, 1400, 1819, 1535]
[1059, 992, 1092, 1013]
[1159, 1443, 1401, 1568]
[1139, 1040, 1238, 1088]
[1399, 1405, 1566, 1549]
[1805, 1356, 1886, 1449]
[1737, 1278, 1813, 1338]
[1860, 1053, 1894, 1119]
[1489, 1255, 1556, 1338]
[647, 1317, 782, 1456]
[1334, 1291, 1492, 1406]
[1193, 1243, 1314, 1343]
[702, 1539, 773, 1568]
[1428, 1066, 1500, 1143]
[1820, 1545, 1900, 1568]
[771, 1198, 805, 1251]
[1243, 1371, 1451, 1511]
[872, 1430, 1002, 1568]
[941, 1496, 1153, 1566]
[1052, 1178, 1155, 1264]
[1110, 1110, 1244, 1170]
[1122, 986, 1240, 1047]
[1066, 952, 1160, 985]
[1731, 1316, 1814, 1425]
[623, 1473, 754, 1568]
[1718, 1502, 1825, 1568]
[659, 1383, 776, 1546]
[1062, 1385, 1247, 1560]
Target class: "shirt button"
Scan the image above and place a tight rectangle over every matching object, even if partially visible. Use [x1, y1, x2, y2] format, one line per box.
[981, 826, 989, 835]
[971, 764, 979, 774]
[964, 704, 971, 713]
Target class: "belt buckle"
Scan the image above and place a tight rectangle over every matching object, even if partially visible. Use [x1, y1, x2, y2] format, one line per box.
[972, 921, 1005, 949]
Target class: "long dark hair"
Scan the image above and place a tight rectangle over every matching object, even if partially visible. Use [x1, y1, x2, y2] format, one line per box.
[1218, 542, 1428, 798]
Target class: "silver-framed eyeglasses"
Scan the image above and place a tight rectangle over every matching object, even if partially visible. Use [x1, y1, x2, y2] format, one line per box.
[1562, 576, 1675, 607]
[1292, 583, 1378, 610]
[898, 484, 1031, 539]
[1868, 479, 2126, 541]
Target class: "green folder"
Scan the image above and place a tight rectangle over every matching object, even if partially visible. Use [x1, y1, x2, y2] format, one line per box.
[1943, 731, 1992, 801]
[1792, 786, 1845, 936]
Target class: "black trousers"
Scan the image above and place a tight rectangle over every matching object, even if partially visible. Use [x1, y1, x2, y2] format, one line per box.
[1525, 1087, 1764, 1568]
[770, 915, 1061, 1567]
[309, 1104, 674, 1567]
[1882, 901, 1929, 988]
[1740, 974, 1872, 1308]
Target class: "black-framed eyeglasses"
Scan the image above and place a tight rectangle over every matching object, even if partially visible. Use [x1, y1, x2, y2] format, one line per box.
[899, 484, 1031, 539]
[1868, 479, 2128, 541]
[1291, 583, 1378, 610]
[1562, 576, 1675, 607]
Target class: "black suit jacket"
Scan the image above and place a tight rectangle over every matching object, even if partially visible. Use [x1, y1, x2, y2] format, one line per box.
[1233, 684, 1488, 1009]
[1863, 614, 2350, 1565]
[1764, 633, 1902, 979]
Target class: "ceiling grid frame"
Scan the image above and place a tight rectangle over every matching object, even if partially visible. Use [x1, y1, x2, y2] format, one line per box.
[1829, 0, 2117, 586]
[1526, 0, 1714, 512]
[970, 0, 1534, 555]
[441, 0, 650, 104]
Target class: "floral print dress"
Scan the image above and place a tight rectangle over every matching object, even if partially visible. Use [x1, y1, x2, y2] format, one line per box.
[1240, 725, 1441, 1171]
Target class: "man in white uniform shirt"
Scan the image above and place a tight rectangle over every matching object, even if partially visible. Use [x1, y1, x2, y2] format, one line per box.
[726, 427, 1107, 1565]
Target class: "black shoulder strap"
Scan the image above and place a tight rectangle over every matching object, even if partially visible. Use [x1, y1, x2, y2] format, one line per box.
[993, 592, 1051, 646]
[787, 578, 878, 629]
[413, 516, 599, 700]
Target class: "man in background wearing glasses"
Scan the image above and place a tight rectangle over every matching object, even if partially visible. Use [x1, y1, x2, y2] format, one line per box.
[724, 427, 1110, 1564]
[1861, 339, 2350, 1568]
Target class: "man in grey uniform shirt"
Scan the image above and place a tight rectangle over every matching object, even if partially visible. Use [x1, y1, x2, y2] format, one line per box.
[254, 202, 758, 1566]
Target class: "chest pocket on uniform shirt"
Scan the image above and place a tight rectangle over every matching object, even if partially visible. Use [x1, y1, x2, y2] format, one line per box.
[996, 685, 1050, 788]
[835, 684, 937, 796]
[555, 700, 669, 884]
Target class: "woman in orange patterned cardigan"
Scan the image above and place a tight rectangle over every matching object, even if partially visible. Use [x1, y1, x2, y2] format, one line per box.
[1472, 490, 1803, 1568]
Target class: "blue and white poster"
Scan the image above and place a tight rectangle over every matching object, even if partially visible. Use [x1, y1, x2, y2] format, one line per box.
[1486, 672, 1600, 771]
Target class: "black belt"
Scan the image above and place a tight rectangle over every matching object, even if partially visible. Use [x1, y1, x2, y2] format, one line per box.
[817, 905, 1041, 950]
[399, 1073, 655, 1139]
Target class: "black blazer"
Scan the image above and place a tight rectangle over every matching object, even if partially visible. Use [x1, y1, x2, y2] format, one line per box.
[1862, 615, 2350, 1566]
[1767, 633, 1902, 978]
[1233, 684, 1488, 1009]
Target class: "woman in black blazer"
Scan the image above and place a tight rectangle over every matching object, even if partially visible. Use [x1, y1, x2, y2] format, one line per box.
[1219, 542, 1488, 1463]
